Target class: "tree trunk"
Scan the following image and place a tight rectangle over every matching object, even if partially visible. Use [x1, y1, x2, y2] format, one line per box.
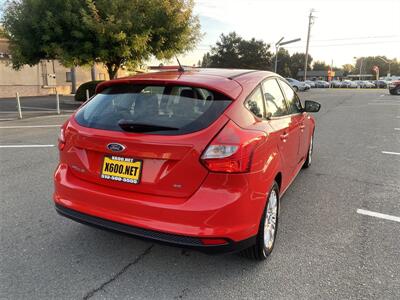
[70, 66, 77, 93]
[91, 65, 96, 81]
[106, 63, 120, 80]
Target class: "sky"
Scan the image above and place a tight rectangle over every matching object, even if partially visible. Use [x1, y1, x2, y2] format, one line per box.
[1, 0, 399, 68]
[179, 0, 400, 68]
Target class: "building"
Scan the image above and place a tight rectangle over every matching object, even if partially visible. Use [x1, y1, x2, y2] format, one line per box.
[296, 70, 344, 81]
[0, 37, 129, 98]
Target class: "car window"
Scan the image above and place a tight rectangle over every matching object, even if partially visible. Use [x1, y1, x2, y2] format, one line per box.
[279, 80, 302, 114]
[245, 86, 265, 118]
[75, 84, 232, 135]
[261, 79, 288, 117]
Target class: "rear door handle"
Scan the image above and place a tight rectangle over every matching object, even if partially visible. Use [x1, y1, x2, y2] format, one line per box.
[280, 133, 289, 140]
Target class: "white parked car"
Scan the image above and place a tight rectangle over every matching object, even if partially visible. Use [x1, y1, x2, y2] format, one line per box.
[285, 78, 308, 92]
[315, 80, 330, 88]
[305, 80, 316, 88]
[341, 80, 358, 88]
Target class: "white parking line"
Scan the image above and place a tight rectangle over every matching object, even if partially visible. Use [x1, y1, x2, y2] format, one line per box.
[372, 99, 400, 102]
[367, 103, 400, 105]
[0, 145, 55, 148]
[357, 209, 400, 223]
[0, 110, 75, 114]
[21, 106, 57, 111]
[395, 128, 400, 131]
[382, 151, 400, 156]
[0, 125, 61, 129]
[32, 114, 71, 119]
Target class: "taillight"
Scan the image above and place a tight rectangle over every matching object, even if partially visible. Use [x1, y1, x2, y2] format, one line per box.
[201, 121, 266, 173]
[58, 127, 66, 151]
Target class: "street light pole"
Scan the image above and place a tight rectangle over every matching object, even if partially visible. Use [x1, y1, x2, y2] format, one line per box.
[274, 37, 301, 74]
[274, 37, 284, 73]
[354, 56, 363, 80]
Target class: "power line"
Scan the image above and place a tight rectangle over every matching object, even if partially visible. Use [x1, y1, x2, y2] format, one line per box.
[284, 40, 400, 48]
[312, 35, 399, 42]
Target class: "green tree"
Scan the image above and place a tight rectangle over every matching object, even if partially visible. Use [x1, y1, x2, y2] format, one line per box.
[342, 64, 355, 76]
[312, 60, 329, 71]
[389, 59, 400, 76]
[0, 27, 6, 38]
[201, 52, 212, 67]
[289, 52, 312, 78]
[271, 47, 291, 77]
[355, 56, 400, 78]
[204, 32, 272, 69]
[237, 37, 272, 70]
[2, 0, 201, 79]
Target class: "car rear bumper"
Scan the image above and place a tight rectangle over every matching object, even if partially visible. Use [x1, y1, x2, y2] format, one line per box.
[54, 164, 270, 251]
[55, 203, 256, 254]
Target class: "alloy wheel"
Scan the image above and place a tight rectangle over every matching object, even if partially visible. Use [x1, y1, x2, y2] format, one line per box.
[264, 189, 278, 250]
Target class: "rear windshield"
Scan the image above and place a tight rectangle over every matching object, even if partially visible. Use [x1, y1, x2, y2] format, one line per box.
[75, 84, 232, 135]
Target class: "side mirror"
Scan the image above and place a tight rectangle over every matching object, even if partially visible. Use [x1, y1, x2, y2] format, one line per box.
[304, 100, 321, 113]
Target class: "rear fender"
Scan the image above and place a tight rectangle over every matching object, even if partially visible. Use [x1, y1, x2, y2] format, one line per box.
[251, 144, 284, 225]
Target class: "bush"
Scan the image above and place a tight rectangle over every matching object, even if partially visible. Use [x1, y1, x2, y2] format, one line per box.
[75, 80, 104, 102]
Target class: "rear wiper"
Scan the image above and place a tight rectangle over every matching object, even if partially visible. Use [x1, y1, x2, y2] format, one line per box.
[118, 120, 179, 132]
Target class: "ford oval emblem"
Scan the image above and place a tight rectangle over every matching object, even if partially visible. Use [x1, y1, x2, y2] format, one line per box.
[107, 143, 126, 152]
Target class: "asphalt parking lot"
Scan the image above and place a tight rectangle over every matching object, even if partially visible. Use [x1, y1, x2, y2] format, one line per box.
[1, 89, 399, 299]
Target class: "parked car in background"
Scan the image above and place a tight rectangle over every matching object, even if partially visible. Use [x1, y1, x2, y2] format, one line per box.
[330, 80, 343, 88]
[380, 76, 400, 82]
[54, 68, 321, 260]
[374, 80, 388, 88]
[354, 80, 374, 88]
[315, 80, 330, 88]
[285, 78, 308, 92]
[341, 80, 358, 88]
[305, 80, 316, 88]
[354, 80, 366, 88]
[389, 80, 400, 95]
[363, 81, 375, 88]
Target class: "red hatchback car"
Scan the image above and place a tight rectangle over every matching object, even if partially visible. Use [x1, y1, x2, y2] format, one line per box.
[54, 69, 320, 260]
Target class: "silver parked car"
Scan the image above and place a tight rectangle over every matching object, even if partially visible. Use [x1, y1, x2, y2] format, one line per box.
[330, 80, 343, 88]
[315, 80, 330, 88]
[285, 78, 308, 92]
[341, 80, 358, 88]
[305, 80, 316, 88]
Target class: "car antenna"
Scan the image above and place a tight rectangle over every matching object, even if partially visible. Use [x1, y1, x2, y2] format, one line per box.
[176, 56, 185, 72]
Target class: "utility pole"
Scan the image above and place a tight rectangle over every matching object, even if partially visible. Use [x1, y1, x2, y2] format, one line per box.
[304, 9, 315, 81]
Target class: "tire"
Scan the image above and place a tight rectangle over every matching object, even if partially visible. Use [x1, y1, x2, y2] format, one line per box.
[240, 182, 279, 260]
[390, 88, 400, 95]
[293, 86, 299, 92]
[302, 133, 314, 169]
